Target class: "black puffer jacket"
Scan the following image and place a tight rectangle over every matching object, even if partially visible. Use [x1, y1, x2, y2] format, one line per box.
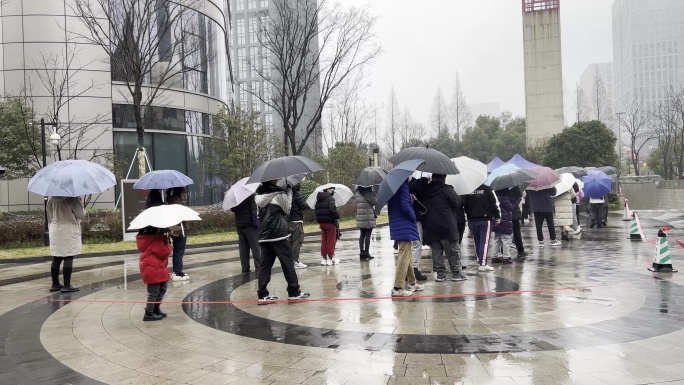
[421, 180, 460, 243]
[255, 184, 292, 242]
[314, 191, 339, 224]
[231, 194, 258, 230]
[409, 177, 430, 222]
[287, 185, 309, 222]
[508, 186, 523, 220]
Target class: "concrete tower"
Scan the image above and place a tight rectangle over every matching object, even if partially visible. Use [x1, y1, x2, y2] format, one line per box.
[522, 0, 565, 147]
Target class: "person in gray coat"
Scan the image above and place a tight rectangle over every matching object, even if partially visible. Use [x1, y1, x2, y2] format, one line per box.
[527, 187, 560, 247]
[355, 186, 377, 261]
[47, 197, 86, 293]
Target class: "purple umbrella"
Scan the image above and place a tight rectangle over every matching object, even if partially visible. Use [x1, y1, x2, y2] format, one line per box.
[487, 157, 505, 173]
[526, 166, 561, 191]
[505, 154, 538, 169]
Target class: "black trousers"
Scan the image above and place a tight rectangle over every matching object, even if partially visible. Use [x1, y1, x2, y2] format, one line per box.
[257, 240, 301, 299]
[237, 226, 261, 272]
[359, 228, 372, 254]
[145, 281, 167, 313]
[457, 222, 466, 244]
[533, 212, 556, 241]
[512, 219, 525, 253]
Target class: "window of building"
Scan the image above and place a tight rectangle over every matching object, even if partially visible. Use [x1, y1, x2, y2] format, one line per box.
[250, 47, 260, 77]
[260, 14, 268, 41]
[248, 0, 256, 9]
[237, 47, 247, 78]
[236, 19, 245, 45]
[262, 50, 271, 77]
[236, 0, 244, 11]
[249, 17, 258, 44]
[265, 113, 273, 132]
[264, 84, 273, 111]
[260, 0, 267, 7]
[251, 81, 261, 111]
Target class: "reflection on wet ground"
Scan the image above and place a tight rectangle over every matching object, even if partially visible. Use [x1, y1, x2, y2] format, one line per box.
[2, 212, 684, 384]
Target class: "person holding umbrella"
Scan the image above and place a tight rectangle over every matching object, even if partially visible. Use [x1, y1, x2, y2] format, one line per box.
[508, 186, 527, 258]
[288, 182, 310, 269]
[355, 185, 377, 261]
[554, 188, 576, 241]
[463, 183, 501, 272]
[409, 174, 430, 281]
[166, 187, 190, 281]
[47, 196, 87, 293]
[315, 186, 340, 266]
[137, 225, 173, 321]
[491, 188, 514, 264]
[255, 178, 310, 302]
[231, 193, 261, 274]
[528, 187, 560, 247]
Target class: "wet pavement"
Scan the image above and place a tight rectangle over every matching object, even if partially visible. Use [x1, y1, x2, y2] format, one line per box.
[2, 212, 684, 384]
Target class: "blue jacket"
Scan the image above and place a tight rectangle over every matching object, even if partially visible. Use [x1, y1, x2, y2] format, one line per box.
[492, 190, 513, 235]
[388, 181, 419, 242]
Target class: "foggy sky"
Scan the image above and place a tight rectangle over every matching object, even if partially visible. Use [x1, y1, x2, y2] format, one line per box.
[344, 0, 614, 129]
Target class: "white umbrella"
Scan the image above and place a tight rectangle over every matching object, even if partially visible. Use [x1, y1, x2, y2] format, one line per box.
[128, 205, 201, 231]
[446, 157, 488, 195]
[27, 159, 115, 197]
[306, 183, 353, 208]
[553, 173, 577, 197]
[222, 177, 260, 210]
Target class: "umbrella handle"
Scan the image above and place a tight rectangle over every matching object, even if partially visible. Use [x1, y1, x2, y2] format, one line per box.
[414, 200, 427, 215]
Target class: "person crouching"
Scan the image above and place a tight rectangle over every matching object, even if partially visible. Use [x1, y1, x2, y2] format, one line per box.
[138, 226, 173, 321]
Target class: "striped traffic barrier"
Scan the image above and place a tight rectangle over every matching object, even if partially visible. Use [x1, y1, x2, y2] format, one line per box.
[648, 228, 678, 273]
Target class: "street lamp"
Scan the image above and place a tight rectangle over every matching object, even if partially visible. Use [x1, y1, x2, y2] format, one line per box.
[40, 118, 60, 246]
[616, 112, 625, 173]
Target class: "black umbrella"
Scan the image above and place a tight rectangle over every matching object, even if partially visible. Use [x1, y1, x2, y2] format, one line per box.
[555, 166, 588, 178]
[598, 166, 618, 176]
[0, 166, 5, 176]
[487, 169, 538, 191]
[247, 155, 324, 184]
[388, 147, 459, 175]
[353, 167, 387, 187]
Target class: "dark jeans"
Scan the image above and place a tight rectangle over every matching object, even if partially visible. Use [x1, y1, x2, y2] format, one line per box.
[512, 219, 525, 253]
[533, 212, 556, 241]
[171, 235, 187, 274]
[257, 240, 301, 299]
[457, 222, 466, 244]
[431, 239, 461, 274]
[145, 281, 167, 313]
[359, 228, 372, 254]
[288, 222, 304, 263]
[238, 226, 261, 272]
[469, 221, 492, 265]
[591, 203, 605, 226]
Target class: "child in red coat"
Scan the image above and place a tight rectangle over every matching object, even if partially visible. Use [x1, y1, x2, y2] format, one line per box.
[137, 226, 173, 321]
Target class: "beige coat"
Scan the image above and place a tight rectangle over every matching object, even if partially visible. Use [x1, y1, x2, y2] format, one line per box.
[554, 190, 576, 227]
[47, 197, 86, 257]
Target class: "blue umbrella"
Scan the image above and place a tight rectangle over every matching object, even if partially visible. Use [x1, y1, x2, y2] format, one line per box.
[580, 169, 613, 198]
[27, 160, 116, 197]
[505, 154, 538, 169]
[487, 157, 505, 173]
[375, 159, 425, 214]
[133, 170, 194, 190]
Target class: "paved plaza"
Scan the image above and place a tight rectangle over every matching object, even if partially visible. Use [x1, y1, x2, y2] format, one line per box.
[2, 212, 684, 385]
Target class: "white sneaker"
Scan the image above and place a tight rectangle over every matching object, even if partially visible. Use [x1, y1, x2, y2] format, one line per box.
[539, 241, 544, 248]
[421, 245, 430, 250]
[331, 258, 340, 265]
[294, 262, 307, 269]
[391, 289, 412, 297]
[321, 258, 328, 266]
[407, 284, 424, 291]
[258, 296, 278, 305]
[172, 273, 189, 281]
[478, 265, 494, 272]
[325, 259, 333, 266]
[573, 227, 582, 235]
[550, 240, 562, 247]
[288, 292, 310, 300]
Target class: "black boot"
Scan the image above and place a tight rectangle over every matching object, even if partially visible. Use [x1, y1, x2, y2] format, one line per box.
[360, 252, 370, 261]
[153, 304, 167, 318]
[561, 231, 569, 241]
[414, 268, 428, 281]
[143, 311, 163, 321]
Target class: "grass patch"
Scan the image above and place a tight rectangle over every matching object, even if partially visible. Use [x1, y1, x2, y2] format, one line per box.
[0, 214, 388, 260]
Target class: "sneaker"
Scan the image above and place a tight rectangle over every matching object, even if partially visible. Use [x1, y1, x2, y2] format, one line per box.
[258, 296, 278, 305]
[451, 273, 467, 281]
[550, 240, 562, 247]
[478, 265, 494, 272]
[294, 262, 307, 269]
[49, 284, 63, 292]
[434, 273, 446, 282]
[143, 312, 163, 322]
[407, 283, 424, 291]
[321, 258, 328, 266]
[517, 251, 529, 258]
[326, 259, 333, 266]
[331, 258, 340, 265]
[172, 274, 189, 281]
[502, 258, 513, 265]
[413, 268, 428, 281]
[60, 285, 80, 293]
[573, 226, 582, 235]
[391, 289, 412, 297]
[491, 257, 503, 264]
[539, 241, 544, 248]
[288, 292, 311, 300]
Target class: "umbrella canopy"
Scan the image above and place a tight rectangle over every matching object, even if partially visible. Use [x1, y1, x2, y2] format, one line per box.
[553, 173, 577, 197]
[27, 160, 116, 197]
[375, 159, 425, 214]
[247, 155, 323, 184]
[222, 177, 260, 210]
[526, 166, 562, 191]
[133, 170, 194, 190]
[353, 167, 387, 187]
[487, 157, 505, 173]
[505, 154, 538, 169]
[388, 147, 459, 175]
[286, 173, 307, 187]
[555, 166, 588, 178]
[128, 204, 201, 230]
[581, 169, 613, 198]
[446, 157, 488, 195]
[305, 183, 354, 208]
[486, 165, 537, 191]
[598, 166, 618, 176]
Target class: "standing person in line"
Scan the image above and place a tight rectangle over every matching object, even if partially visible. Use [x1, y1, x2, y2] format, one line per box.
[231, 193, 261, 274]
[589, 195, 605, 228]
[47, 196, 86, 293]
[288, 182, 309, 269]
[315, 186, 340, 266]
[527, 187, 560, 247]
[255, 179, 309, 303]
[521, 191, 531, 225]
[137, 226, 173, 321]
[571, 182, 583, 235]
[355, 186, 377, 261]
[601, 194, 609, 227]
[409, 175, 430, 280]
[491, 188, 514, 264]
[166, 187, 190, 281]
[387, 179, 424, 296]
[463, 183, 500, 272]
[508, 186, 527, 258]
[554, 187, 576, 241]
[145, 189, 164, 208]
[421, 174, 467, 281]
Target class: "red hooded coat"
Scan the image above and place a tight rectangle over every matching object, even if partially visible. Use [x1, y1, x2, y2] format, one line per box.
[137, 234, 172, 284]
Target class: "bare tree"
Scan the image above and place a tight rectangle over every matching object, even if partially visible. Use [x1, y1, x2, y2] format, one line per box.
[430, 87, 448, 136]
[574, 83, 590, 124]
[618, 96, 655, 175]
[71, 0, 211, 176]
[398, 107, 423, 149]
[250, 0, 380, 156]
[591, 67, 612, 123]
[650, 88, 679, 178]
[384, 88, 400, 156]
[323, 70, 373, 150]
[450, 72, 471, 140]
